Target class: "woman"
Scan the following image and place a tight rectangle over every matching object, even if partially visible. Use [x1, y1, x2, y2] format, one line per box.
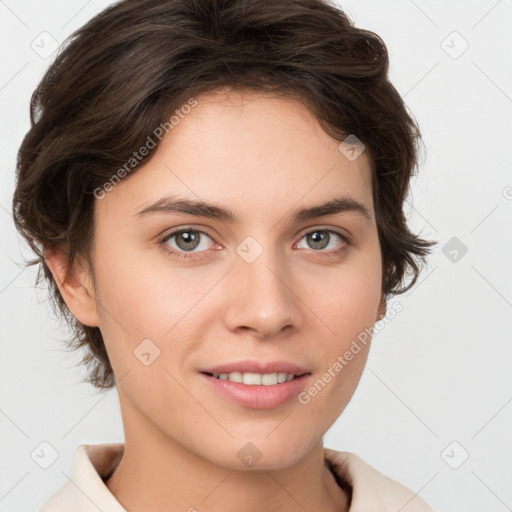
[13, 0, 436, 510]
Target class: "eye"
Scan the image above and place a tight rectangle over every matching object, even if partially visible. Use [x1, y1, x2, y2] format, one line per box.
[159, 228, 217, 261]
[295, 229, 349, 255]
[158, 227, 350, 262]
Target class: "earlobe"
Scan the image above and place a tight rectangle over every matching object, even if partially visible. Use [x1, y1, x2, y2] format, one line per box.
[43, 246, 100, 327]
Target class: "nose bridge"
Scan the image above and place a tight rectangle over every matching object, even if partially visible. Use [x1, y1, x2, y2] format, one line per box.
[225, 234, 302, 336]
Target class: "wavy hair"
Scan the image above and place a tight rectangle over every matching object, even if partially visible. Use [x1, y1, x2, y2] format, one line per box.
[13, 0, 436, 389]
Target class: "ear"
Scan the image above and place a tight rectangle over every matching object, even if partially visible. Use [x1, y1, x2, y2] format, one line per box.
[376, 293, 387, 322]
[44, 245, 100, 327]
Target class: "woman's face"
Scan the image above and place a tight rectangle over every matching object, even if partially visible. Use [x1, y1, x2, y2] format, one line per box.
[89, 89, 385, 469]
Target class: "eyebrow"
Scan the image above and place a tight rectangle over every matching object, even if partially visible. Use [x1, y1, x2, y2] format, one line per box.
[135, 195, 372, 223]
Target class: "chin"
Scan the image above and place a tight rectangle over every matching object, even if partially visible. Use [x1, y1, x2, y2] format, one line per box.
[199, 432, 316, 471]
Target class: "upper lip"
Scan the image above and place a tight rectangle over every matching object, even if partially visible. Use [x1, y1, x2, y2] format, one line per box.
[201, 360, 311, 376]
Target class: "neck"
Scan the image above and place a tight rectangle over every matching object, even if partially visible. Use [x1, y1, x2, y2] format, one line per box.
[105, 404, 349, 512]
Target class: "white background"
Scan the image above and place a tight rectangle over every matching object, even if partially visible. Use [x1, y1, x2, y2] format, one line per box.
[1, 1, 511, 510]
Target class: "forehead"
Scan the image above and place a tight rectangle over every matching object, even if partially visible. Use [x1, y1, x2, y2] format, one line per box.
[95, 89, 374, 225]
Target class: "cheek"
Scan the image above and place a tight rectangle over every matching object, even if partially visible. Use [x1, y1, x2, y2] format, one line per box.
[307, 242, 382, 342]
[92, 241, 189, 334]
[298, 265, 380, 418]
[91, 241, 221, 379]
[296, 241, 381, 407]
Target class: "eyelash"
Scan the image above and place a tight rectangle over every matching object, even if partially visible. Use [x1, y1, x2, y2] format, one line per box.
[158, 227, 350, 262]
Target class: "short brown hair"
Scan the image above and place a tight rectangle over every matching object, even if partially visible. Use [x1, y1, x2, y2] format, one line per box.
[13, 0, 436, 390]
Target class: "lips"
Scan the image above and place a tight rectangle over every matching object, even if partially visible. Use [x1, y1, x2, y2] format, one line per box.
[199, 360, 312, 409]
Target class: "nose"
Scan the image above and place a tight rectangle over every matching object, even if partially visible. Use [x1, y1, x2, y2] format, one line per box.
[222, 243, 303, 339]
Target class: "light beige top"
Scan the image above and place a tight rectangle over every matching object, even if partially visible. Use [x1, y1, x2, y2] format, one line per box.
[38, 443, 434, 511]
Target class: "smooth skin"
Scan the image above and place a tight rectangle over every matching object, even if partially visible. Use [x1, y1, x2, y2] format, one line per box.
[45, 88, 387, 512]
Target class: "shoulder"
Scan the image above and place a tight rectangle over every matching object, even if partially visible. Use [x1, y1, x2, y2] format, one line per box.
[324, 448, 435, 512]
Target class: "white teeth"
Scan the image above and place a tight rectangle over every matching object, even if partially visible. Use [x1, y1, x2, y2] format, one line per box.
[261, 373, 278, 385]
[211, 371, 299, 385]
[243, 372, 262, 385]
[227, 371, 243, 383]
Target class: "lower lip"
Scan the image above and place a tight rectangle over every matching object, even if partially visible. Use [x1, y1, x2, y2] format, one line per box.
[200, 373, 312, 409]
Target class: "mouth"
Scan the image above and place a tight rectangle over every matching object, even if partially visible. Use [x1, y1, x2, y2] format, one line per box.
[199, 362, 312, 409]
